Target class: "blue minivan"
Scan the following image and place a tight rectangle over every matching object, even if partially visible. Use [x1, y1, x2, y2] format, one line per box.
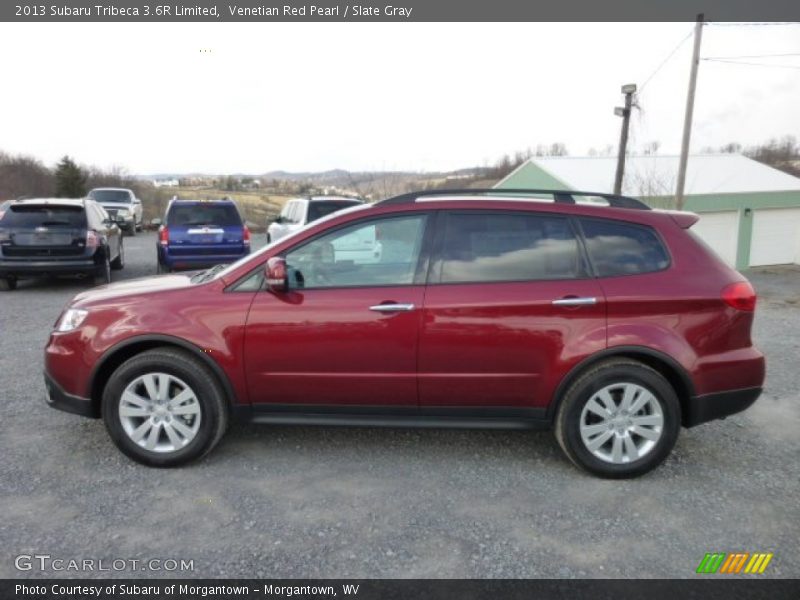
[157, 198, 250, 273]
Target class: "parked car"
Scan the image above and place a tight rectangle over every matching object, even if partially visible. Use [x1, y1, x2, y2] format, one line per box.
[0, 198, 124, 290]
[267, 196, 364, 243]
[44, 189, 765, 477]
[87, 188, 143, 235]
[156, 197, 250, 273]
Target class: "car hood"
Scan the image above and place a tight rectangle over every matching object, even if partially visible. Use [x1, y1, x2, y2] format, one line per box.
[70, 273, 197, 307]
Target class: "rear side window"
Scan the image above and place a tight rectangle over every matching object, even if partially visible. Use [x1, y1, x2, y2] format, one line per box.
[2, 205, 87, 228]
[580, 218, 669, 277]
[438, 212, 582, 283]
[307, 201, 361, 223]
[167, 204, 242, 227]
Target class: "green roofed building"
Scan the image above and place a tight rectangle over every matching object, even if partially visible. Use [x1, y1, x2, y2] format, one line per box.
[494, 154, 800, 269]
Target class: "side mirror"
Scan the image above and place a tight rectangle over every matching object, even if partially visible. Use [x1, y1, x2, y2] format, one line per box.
[265, 257, 287, 293]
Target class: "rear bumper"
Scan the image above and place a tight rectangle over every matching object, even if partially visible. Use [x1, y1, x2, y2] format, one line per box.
[43, 371, 96, 418]
[160, 248, 249, 269]
[685, 386, 762, 427]
[0, 258, 96, 277]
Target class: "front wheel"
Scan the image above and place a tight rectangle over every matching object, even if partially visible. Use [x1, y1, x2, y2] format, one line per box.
[554, 359, 680, 478]
[102, 348, 229, 467]
[0, 277, 17, 291]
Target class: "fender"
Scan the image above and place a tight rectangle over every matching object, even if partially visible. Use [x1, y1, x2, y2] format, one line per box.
[88, 333, 242, 416]
[546, 345, 696, 422]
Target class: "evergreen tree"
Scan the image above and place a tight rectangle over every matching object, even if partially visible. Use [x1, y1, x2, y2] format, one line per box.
[54, 156, 87, 197]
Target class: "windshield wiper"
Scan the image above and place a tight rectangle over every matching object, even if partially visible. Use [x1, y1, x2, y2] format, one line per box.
[191, 263, 227, 283]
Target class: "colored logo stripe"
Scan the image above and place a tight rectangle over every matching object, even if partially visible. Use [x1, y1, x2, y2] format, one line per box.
[696, 552, 773, 574]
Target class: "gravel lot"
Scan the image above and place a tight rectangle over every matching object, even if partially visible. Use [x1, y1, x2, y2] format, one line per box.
[1, 232, 798, 579]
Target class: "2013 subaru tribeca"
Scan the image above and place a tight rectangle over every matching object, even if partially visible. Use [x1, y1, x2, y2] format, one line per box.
[43, 189, 765, 477]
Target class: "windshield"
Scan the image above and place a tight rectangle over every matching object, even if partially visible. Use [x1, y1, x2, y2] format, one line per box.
[212, 203, 374, 283]
[307, 200, 362, 223]
[89, 190, 132, 204]
[167, 204, 242, 227]
[2, 205, 86, 228]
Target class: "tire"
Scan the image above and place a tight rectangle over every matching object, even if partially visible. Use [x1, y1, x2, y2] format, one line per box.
[111, 239, 125, 270]
[102, 348, 229, 467]
[128, 226, 136, 237]
[94, 251, 112, 285]
[554, 359, 680, 479]
[0, 277, 17, 291]
[157, 261, 169, 274]
[266, 233, 271, 243]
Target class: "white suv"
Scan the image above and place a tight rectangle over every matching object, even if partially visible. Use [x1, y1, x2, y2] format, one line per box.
[267, 197, 363, 243]
[87, 188, 143, 235]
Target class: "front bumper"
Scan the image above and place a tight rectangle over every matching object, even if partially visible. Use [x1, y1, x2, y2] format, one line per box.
[685, 386, 762, 427]
[0, 258, 96, 277]
[44, 371, 96, 418]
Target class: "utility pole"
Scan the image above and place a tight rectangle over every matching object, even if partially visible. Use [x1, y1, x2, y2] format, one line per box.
[675, 13, 705, 211]
[613, 83, 637, 195]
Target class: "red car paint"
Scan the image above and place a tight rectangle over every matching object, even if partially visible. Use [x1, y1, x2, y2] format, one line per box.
[44, 198, 765, 423]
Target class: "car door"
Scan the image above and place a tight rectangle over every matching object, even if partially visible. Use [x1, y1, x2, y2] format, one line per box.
[418, 210, 606, 411]
[244, 212, 431, 408]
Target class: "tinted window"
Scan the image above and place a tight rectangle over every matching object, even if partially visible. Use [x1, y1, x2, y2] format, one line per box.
[286, 214, 426, 289]
[167, 204, 242, 227]
[438, 212, 581, 283]
[89, 190, 132, 204]
[580, 218, 669, 277]
[307, 200, 361, 223]
[3, 205, 87, 228]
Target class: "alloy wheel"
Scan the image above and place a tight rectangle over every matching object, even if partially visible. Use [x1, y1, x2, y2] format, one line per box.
[118, 372, 202, 453]
[579, 382, 664, 464]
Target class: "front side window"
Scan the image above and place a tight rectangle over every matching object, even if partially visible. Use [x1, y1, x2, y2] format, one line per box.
[579, 218, 669, 277]
[285, 214, 427, 289]
[438, 212, 582, 283]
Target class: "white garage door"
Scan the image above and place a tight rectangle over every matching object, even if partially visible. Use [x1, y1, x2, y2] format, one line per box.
[750, 208, 800, 266]
[692, 211, 739, 267]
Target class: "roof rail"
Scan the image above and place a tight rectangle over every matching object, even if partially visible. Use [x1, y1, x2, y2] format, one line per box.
[377, 188, 651, 211]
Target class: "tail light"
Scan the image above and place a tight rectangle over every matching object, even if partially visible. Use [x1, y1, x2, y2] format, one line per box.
[243, 225, 251, 246]
[86, 230, 99, 249]
[722, 281, 756, 311]
[159, 226, 169, 246]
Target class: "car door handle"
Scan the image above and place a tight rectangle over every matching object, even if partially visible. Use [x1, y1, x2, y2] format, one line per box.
[369, 303, 416, 313]
[552, 296, 598, 306]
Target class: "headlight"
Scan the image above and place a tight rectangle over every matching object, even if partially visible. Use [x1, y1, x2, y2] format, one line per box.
[118, 209, 130, 217]
[57, 308, 88, 332]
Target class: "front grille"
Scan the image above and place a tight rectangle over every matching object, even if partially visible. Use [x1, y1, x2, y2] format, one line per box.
[3, 246, 85, 257]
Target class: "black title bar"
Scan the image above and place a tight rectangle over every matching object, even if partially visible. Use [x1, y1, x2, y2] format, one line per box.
[3, 0, 800, 22]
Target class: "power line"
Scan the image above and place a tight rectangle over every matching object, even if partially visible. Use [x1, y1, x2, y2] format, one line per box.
[702, 58, 800, 70]
[703, 52, 800, 59]
[639, 27, 695, 93]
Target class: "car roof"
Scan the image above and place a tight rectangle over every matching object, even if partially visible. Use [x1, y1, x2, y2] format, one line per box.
[308, 196, 363, 203]
[89, 187, 133, 192]
[7, 198, 87, 207]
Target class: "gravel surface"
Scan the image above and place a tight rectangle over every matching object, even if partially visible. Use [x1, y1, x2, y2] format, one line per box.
[1, 233, 798, 579]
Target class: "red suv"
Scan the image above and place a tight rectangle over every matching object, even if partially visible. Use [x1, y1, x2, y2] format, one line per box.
[44, 189, 765, 477]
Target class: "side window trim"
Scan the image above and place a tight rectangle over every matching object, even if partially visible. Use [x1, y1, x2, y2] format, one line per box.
[428, 209, 589, 285]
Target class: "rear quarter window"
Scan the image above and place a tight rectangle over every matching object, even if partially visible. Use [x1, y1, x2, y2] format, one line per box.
[579, 218, 669, 277]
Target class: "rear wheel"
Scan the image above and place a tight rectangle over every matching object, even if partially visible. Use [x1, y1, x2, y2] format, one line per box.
[102, 348, 228, 467]
[0, 277, 17, 291]
[555, 359, 680, 478]
[111, 239, 125, 270]
[94, 251, 112, 285]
